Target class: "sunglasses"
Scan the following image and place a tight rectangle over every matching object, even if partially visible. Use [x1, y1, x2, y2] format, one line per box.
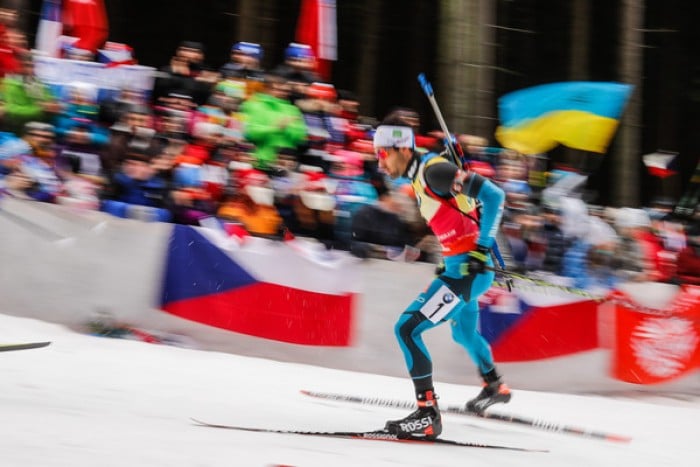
[376, 148, 391, 160]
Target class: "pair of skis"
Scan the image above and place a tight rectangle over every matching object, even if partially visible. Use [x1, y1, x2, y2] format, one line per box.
[190, 418, 545, 452]
[193, 389, 631, 452]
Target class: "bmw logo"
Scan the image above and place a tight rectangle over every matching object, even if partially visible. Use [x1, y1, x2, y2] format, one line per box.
[443, 293, 454, 303]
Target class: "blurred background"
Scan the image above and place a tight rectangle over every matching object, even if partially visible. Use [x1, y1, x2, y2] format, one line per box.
[3, 0, 698, 206]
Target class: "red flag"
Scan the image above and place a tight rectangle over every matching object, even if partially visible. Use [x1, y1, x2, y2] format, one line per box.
[63, 0, 109, 54]
[295, 0, 337, 81]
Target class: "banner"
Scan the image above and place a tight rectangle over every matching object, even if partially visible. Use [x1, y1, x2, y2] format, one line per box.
[160, 226, 357, 346]
[479, 286, 599, 362]
[611, 286, 700, 384]
[0, 197, 358, 346]
[33, 55, 156, 100]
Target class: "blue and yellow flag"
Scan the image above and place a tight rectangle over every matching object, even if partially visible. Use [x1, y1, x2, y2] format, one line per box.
[495, 82, 633, 155]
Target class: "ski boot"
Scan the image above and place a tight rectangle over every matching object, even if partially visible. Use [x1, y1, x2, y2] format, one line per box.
[385, 390, 442, 440]
[467, 369, 512, 414]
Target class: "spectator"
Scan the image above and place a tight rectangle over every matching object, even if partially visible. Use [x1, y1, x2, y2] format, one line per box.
[614, 207, 667, 282]
[3, 122, 62, 203]
[99, 87, 148, 127]
[239, 73, 307, 172]
[328, 149, 378, 249]
[153, 41, 212, 106]
[0, 8, 21, 77]
[540, 204, 571, 274]
[220, 41, 265, 84]
[55, 82, 109, 147]
[168, 165, 217, 225]
[102, 103, 164, 180]
[154, 91, 197, 135]
[217, 167, 282, 237]
[676, 222, 700, 285]
[273, 42, 321, 102]
[1, 52, 61, 134]
[101, 151, 172, 222]
[54, 118, 107, 209]
[176, 121, 223, 166]
[560, 198, 620, 292]
[291, 168, 336, 244]
[296, 82, 340, 153]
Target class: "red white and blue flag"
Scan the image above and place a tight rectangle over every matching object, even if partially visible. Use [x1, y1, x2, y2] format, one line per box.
[643, 151, 678, 179]
[35, 0, 63, 57]
[479, 287, 599, 362]
[35, 0, 109, 57]
[160, 225, 357, 346]
[295, 0, 337, 81]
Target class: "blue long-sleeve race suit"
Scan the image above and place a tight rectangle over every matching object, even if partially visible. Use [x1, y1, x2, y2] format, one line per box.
[395, 152, 505, 394]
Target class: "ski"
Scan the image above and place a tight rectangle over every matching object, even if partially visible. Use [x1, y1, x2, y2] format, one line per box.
[190, 418, 547, 452]
[0, 341, 51, 352]
[301, 390, 631, 444]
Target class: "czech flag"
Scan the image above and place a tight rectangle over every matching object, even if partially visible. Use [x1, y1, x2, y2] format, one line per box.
[478, 286, 599, 362]
[496, 82, 633, 155]
[643, 151, 678, 179]
[160, 225, 356, 346]
[295, 0, 337, 81]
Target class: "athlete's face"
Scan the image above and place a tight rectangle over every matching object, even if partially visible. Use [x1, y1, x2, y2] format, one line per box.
[376, 147, 408, 179]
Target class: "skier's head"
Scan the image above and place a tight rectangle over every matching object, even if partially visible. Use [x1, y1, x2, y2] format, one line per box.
[373, 125, 415, 179]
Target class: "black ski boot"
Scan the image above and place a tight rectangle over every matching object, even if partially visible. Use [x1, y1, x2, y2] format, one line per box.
[385, 390, 442, 440]
[467, 369, 512, 414]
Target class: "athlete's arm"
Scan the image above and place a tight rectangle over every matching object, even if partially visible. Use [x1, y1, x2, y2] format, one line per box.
[424, 160, 505, 248]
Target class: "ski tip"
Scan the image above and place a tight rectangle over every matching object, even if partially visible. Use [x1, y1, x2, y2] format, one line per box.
[605, 433, 633, 444]
[0, 341, 52, 352]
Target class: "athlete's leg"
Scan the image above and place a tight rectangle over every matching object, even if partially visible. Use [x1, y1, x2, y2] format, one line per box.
[395, 276, 462, 393]
[449, 300, 495, 374]
[441, 266, 496, 374]
[389, 277, 461, 439]
[439, 256, 511, 411]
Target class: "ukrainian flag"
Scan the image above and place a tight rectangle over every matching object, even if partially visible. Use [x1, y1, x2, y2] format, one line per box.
[495, 82, 633, 155]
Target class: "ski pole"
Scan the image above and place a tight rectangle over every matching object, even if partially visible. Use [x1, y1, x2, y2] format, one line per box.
[484, 265, 606, 300]
[417, 73, 464, 167]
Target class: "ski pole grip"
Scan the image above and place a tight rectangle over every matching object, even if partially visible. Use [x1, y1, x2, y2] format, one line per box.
[418, 73, 433, 96]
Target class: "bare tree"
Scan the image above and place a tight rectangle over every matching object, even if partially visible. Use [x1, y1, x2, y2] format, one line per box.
[615, 0, 644, 207]
[355, 0, 381, 117]
[236, 0, 280, 69]
[568, 0, 590, 79]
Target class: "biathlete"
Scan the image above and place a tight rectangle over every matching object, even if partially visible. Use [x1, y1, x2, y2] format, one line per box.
[373, 124, 511, 440]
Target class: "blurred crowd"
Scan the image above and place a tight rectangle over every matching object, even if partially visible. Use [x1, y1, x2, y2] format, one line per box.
[0, 12, 698, 290]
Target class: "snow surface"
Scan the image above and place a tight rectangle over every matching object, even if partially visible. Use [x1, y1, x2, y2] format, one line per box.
[1, 313, 698, 467]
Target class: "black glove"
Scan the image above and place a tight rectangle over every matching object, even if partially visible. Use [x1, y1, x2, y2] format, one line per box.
[504, 276, 514, 292]
[434, 261, 446, 276]
[463, 245, 490, 276]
